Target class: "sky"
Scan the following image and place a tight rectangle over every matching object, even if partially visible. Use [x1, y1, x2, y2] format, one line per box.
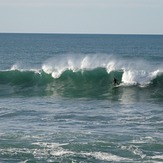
[0, 0, 163, 34]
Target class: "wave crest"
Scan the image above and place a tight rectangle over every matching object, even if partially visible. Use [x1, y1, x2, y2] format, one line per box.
[0, 55, 162, 98]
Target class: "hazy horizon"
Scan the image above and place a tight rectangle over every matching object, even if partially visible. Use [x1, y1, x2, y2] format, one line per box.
[0, 0, 163, 34]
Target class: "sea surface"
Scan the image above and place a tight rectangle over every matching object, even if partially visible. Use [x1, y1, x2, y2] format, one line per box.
[0, 33, 163, 163]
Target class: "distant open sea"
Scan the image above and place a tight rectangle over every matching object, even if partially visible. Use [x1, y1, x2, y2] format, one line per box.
[0, 33, 163, 163]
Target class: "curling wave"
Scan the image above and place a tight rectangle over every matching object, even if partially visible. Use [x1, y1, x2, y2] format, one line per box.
[0, 67, 162, 99]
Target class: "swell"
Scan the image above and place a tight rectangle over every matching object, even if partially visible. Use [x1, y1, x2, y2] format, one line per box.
[0, 68, 162, 99]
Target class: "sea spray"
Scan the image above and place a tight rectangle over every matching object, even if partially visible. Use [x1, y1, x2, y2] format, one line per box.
[42, 54, 118, 78]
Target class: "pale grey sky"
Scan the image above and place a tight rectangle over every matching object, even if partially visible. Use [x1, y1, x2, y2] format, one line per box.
[0, 0, 163, 34]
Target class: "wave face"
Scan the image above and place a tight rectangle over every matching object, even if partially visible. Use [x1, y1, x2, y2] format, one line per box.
[0, 57, 162, 99]
[0, 68, 120, 97]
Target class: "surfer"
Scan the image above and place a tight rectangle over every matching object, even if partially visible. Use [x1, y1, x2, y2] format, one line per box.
[113, 77, 119, 86]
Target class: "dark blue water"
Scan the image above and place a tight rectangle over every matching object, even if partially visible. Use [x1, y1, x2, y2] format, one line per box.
[0, 33, 163, 162]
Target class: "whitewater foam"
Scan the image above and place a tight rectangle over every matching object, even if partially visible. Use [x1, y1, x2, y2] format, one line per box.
[122, 69, 162, 87]
[83, 151, 131, 162]
[151, 155, 163, 160]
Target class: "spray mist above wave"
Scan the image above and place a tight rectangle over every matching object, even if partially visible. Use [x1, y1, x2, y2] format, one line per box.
[42, 54, 124, 78]
[42, 54, 162, 86]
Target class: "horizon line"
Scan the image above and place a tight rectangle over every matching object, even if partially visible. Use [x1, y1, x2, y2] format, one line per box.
[0, 32, 163, 36]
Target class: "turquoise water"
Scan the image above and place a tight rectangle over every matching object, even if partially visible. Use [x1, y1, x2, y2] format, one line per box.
[0, 34, 163, 162]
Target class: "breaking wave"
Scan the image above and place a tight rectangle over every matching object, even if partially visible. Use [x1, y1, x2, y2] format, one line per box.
[0, 55, 162, 99]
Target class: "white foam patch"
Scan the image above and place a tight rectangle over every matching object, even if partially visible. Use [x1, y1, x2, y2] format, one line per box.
[0, 148, 31, 156]
[32, 142, 68, 148]
[120, 59, 163, 86]
[19, 160, 29, 163]
[32, 142, 73, 159]
[50, 150, 74, 156]
[121, 145, 146, 159]
[152, 155, 163, 160]
[122, 69, 161, 86]
[83, 152, 131, 162]
[132, 136, 155, 144]
[32, 142, 132, 161]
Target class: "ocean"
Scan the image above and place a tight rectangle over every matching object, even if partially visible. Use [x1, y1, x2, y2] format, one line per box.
[0, 33, 163, 163]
